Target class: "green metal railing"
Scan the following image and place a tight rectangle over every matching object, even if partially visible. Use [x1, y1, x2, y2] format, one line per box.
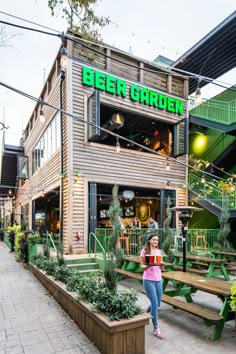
[189, 173, 236, 211]
[88, 232, 106, 261]
[189, 97, 236, 125]
[89, 228, 220, 256]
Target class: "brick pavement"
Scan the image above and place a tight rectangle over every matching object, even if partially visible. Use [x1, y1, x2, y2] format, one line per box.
[0, 242, 101, 354]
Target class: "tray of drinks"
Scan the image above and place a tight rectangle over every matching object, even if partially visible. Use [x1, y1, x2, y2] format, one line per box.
[144, 263, 164, 266]
[145, 255, 163, 266]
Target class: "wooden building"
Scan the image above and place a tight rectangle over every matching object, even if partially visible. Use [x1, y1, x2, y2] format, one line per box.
[14, 31, 189, 254]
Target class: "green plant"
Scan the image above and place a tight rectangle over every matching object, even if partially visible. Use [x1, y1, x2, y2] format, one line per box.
[54, 265, 72, 283]
[229, 281, 236, 312]
[218, 195, 232, 250]
[56, 242, 65, 266]
[31, 254, 49, 268]
[27, 233, 40, 245]
[66, 271, 83, 292]
[93, 288, 142, 321]
[162, 196, 174, 262]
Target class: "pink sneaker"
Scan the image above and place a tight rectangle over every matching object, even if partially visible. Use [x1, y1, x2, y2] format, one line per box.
[153, 327, 164, 339]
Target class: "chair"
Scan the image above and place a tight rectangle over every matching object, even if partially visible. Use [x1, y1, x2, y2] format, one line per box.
[194, 235, 207, 251]
[117, 230, 130, 255]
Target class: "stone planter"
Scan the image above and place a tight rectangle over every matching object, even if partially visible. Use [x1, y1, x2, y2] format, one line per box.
[30, 265, 151, 354]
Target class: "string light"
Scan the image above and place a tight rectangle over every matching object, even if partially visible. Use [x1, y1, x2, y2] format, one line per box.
[166, 160, 170, 171]
[39, 98, 45, 123]
[115, 137, 120, 153]
[201, 175, 206, 184]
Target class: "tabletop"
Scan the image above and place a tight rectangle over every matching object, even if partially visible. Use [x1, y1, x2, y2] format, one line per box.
[211, 251, 236, 257]
[173, 254, 226, 263]
[162, 271, 232, 297]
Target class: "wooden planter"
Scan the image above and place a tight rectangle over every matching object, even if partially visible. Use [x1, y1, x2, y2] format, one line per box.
[31, 265, 151, 354]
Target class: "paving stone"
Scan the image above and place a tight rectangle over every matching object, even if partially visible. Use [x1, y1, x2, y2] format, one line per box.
[4, 345, 24, 354]
[0, 339, 22, 350]
[50, 337, 67, 351]
[20, 328, 49, 347]
[0, 330, 6, 340]
[23, 340, 55, 354]
[60, 335, 82, 350]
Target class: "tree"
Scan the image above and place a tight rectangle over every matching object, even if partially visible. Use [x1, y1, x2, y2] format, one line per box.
[0, 26, 19, 48]
[162, 196, 174, 262]
[103, 184, 122, 290]
[48, 0, 110, 40]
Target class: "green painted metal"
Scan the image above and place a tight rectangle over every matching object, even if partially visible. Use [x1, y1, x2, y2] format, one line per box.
[189, 97, 236, 125]
[189, 173, 236, 211]
[201, 133, 235, 163]
[92, 228, 221, 256]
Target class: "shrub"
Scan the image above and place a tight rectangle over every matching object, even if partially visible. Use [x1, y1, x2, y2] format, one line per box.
[54, 265, 72, 283]
[229, 282, 236, 312]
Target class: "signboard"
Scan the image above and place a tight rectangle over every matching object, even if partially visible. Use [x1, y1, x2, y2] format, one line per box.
[82, 66, 184, 116]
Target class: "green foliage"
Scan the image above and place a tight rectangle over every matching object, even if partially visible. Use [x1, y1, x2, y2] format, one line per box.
[48, 0, 110, 40]
[93, 288, 142, 321]
[103, 260, 117, 290]
[14, 232, 24, 254]
[31, 254, 49, 268]
[56, 242, 65, 265]
[189, 155, 210, 172]
[162, 196, 174, 262]
[66, 271, 83, 291]
[54, 264, 72, 283]
[31, 255, 142, 321]
[218, 197, 231, 249]
[229, 282, 236, 312]
[105, 184, 123, 290]
[27, 233, 40, 245]
[115, 248, 124, 269]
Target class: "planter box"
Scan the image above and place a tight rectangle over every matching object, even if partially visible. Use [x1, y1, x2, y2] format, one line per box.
[31, 265, 151, 354]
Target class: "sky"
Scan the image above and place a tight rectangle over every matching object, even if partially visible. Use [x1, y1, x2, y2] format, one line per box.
[0, 0, 235, 145]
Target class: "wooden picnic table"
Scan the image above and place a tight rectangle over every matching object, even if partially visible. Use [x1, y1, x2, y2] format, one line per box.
[211, 250, 236, 260]
[162, 271, 234, 341]
[173, 254, 230, 281]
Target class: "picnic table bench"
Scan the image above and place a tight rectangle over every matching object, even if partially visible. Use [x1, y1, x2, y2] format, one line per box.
[162, 271, 234, 341]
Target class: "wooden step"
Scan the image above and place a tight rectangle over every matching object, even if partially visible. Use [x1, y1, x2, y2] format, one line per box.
[162, 294, 223, 322]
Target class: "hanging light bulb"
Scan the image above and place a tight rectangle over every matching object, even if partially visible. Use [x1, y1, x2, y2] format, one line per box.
[41, 190, 45, 197]
[116, 137, 120, 153]
[166, 160, 170, 171]
[8, 189, 12, 195]
[99, 195, 102, 201]
[39, 99, 45, 123]
[201, 175, 206, 184]
[195, 87, 202, 106]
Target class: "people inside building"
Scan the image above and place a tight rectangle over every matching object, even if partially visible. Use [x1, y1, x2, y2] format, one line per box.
[132, 216, 141, 229]
[148, 217, 159, 229]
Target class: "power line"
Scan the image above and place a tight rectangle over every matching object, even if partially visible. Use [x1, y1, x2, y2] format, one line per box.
[1, 15, 236, 90]
[1, 78, 234, 184]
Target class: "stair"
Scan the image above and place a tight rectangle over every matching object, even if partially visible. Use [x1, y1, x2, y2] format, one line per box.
[65, 257, 100, 274]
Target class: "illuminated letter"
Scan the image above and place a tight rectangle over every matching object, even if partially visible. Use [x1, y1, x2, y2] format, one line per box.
[116, 80, 127, 97]
[106, 75, 116, 94]
[95, 72, 105, 91]
[130, 85, 140, 101]
[82, 67, 94, 87]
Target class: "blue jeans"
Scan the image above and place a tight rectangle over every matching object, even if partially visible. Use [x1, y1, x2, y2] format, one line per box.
[143, 279, 162, 327]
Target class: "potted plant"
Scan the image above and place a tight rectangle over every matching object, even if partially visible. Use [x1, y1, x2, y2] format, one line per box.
[30, 254, 150, 354]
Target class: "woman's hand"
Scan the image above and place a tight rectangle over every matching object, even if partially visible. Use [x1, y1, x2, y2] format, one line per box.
[141, 264, 148, 270]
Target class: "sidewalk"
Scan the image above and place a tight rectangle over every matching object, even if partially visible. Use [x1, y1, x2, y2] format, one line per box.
[1, 241, 235, 354]
[0, 242, 100, 354]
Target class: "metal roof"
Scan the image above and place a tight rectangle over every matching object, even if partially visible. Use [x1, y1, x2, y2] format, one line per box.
[171, 11, 236, 94]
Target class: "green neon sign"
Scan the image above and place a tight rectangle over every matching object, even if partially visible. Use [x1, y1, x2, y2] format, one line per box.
[82, 66, 184, 115]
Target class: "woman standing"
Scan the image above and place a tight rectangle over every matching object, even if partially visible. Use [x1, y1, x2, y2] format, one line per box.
[140, 233, 164, 339]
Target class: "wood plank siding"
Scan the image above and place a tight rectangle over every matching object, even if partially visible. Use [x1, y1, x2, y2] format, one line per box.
[69, 40, 188, 253]
[16, 35, 188, 254]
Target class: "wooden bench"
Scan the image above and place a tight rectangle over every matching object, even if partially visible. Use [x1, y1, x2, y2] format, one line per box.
[173, 265, 208, 274]
[115, 268, 143, 281]
[162, 294, 224, 322]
